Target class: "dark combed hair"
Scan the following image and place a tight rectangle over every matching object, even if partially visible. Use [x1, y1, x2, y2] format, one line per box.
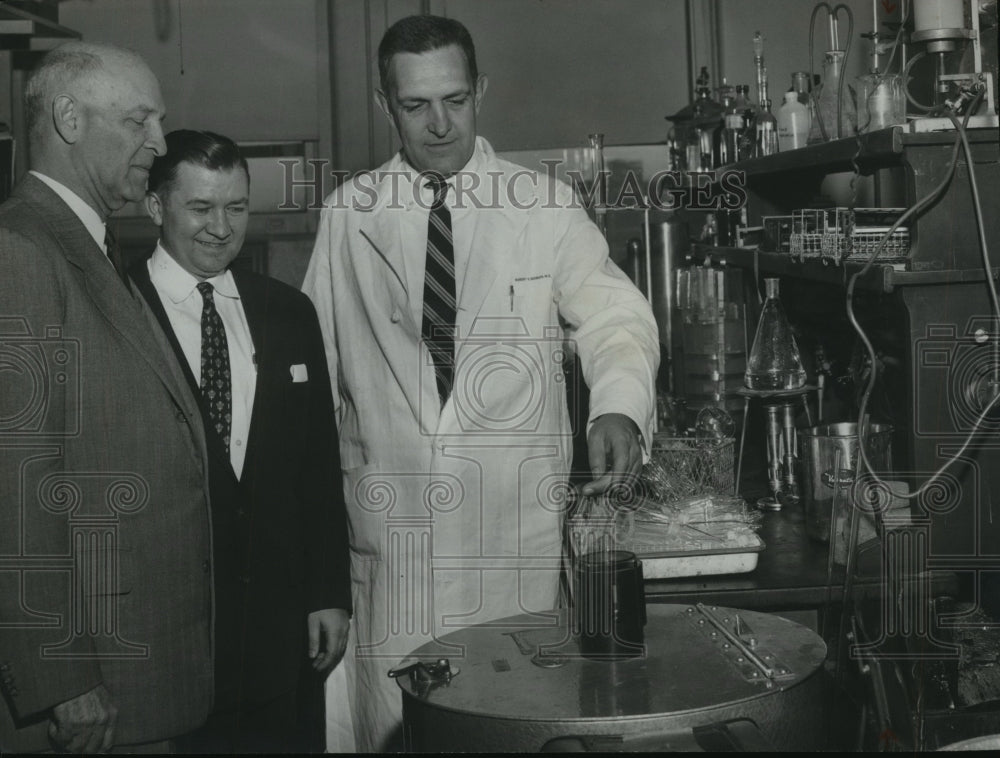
[147, 129, 249, 195]
[377, 14, 477, 91]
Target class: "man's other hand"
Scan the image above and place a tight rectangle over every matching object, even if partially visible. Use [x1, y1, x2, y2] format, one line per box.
[49, 684, 117, 753]
[307, 608, 350, 674]
[582, 413, 643, 497]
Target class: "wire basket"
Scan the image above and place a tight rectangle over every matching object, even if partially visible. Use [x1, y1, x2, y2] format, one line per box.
[847, 227, 911, 262]
[643, 435, 736, 503]
[789, 207, 911, 263]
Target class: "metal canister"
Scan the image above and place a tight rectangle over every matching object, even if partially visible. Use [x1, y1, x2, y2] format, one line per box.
[800, 422, 893, 543]
[648, 217, 689, 359]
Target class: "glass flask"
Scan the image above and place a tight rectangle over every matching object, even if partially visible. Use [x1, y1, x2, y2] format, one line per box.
[855, 73, 905, 133]
[745, 278, 807, 390]
[807, 50, 856, 143]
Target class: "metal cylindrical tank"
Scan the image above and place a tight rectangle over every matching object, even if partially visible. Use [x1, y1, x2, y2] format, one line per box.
[396, 604, 828, 752]
[648, 217, 689, 362]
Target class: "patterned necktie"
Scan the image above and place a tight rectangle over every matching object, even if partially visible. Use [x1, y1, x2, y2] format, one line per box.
[421, 176, 456, 406]
[197, 282, 232, 453]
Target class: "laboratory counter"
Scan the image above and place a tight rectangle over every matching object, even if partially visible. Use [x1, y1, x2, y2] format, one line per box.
[643, 505, 960, 613]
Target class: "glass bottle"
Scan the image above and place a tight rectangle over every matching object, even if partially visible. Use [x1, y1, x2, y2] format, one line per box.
[807, 50, 856, 143]
[713, 92, 734, 167]
[745, 278, 807, 390]
[735, 85, 757, 162]
[791, 71, 812, 105]
[777, 91, 810, 152]
[755, 97, 779, 157]
[688, 67, 723, 172]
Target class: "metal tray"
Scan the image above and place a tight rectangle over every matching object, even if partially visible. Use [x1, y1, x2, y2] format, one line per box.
[635, 535, 765, 579]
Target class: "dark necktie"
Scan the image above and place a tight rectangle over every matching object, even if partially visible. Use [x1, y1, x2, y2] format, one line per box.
[197, 282, 232, 453]
[421, 176, 456, 406]
[103, 226, 128, 288]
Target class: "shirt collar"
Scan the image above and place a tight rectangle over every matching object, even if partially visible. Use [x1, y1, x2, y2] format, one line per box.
[149, 241, 241, 304]
[398, 137, 490, 211]
[29, 170, 106, 252]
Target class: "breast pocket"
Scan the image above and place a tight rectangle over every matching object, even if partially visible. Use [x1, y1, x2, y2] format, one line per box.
[509, 276, 556, 326]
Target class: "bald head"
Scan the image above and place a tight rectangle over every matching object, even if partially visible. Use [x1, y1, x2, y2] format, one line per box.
[24, 41, 167, 218]
[26, 42, 140, 147]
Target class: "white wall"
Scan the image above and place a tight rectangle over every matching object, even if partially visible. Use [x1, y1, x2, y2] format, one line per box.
[717, 0, 895, 107]
[60, 0, 325, 143]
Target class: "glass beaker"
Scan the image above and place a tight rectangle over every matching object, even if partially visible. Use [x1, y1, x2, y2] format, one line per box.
[808, 50, 856, 142]
[855, 73, 906, 133]
[745, 278, 807, 390]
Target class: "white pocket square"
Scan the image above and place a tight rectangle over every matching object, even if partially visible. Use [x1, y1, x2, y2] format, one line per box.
[290, 364, 309, 383]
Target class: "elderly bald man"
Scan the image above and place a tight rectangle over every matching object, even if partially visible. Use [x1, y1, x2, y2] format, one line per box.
[0, 42, 214, 753]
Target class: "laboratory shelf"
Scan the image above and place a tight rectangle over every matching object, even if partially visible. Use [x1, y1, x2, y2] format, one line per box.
[694, 244, 1000, 293]
[720, 125, 999, 179]
[0, 1, 78, 42]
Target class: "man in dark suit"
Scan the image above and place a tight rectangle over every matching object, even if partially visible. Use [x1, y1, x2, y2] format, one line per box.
[130, 129, 352, 753]
[0, 43, 214, 752]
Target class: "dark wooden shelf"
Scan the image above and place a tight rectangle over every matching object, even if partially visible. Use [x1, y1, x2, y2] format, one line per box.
[718, 125, 998, 179]
[0, 1, 78, 45]
[694, 243, 1000, 293]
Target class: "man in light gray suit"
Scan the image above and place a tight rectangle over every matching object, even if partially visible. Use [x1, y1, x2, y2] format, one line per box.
[0, 42, 214, 753]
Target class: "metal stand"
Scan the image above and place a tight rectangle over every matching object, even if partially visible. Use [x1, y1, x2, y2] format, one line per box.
[735, 385, 818, 509]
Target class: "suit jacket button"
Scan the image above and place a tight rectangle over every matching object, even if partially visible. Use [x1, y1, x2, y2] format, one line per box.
[202, 560, 210, 573]
[0, 663, 9, 672]
[390, 309, 402, 324]
[176, 410, 187, 424]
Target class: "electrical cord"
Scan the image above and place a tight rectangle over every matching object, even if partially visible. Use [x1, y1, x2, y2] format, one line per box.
[810, 3, 834, 142]
[846, 89, 995, 505]
[903, 51, 936, 112]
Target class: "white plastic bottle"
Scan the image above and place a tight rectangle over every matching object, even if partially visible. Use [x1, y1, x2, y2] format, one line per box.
[777, 91, 810, 152]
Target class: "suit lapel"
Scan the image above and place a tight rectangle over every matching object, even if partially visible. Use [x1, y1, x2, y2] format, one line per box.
[359, 208, 411, 305]
[131, 258, 239, 484]
[232, 270, 266, 484]
[16, 177, 200, 422]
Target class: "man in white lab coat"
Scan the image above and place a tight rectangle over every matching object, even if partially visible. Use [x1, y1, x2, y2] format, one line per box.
[303, 14, 659, 752]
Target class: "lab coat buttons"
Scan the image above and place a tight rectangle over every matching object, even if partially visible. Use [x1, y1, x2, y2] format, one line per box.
[390, 309, 402, 324]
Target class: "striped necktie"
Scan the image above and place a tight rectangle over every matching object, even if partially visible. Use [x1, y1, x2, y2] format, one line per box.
[197, 282, 232, 453]
[421, 176, 456, 406]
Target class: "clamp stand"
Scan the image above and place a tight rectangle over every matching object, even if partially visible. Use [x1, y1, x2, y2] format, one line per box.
[735, 385, 818, 510]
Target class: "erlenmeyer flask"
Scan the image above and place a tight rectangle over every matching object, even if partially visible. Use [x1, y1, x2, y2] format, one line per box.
[745, 278, 807, 390]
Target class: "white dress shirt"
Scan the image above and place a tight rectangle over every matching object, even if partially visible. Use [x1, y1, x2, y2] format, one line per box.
[147, 242, 257, 478]
[29, 171, 115, 267]
[398, 150, 484, 328]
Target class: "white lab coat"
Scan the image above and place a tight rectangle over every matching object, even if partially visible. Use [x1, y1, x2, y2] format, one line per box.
[303, 138, 659, 752]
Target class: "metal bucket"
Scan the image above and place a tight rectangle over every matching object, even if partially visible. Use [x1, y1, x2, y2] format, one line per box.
[800, 422, 893, 544]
